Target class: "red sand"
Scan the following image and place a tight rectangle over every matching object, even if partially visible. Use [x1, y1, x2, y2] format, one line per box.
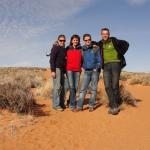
[0, 70, 150, 150]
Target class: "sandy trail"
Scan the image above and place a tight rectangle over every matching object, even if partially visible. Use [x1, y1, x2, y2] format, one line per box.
[0, 69, 150, 150]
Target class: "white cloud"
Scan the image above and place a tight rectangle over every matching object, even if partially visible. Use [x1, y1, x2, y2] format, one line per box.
[0, 0, 94, 58]
[0, 0, 93, 39]
[127, 0, 148, 5]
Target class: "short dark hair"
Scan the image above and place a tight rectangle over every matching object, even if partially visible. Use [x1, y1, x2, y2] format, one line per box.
[57, 34, 66, 40]
[70, 34, 80, 46]
[83, 34, 91, 40]
[101, 28, 110, 34]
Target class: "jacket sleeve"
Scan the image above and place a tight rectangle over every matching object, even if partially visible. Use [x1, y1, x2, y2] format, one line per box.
[117, 40, 129, 55]
[80, 48, 84, 67]
[96, 48, 102, 69]
[49, 46, 58, 72]
[111, 37, 129, 68]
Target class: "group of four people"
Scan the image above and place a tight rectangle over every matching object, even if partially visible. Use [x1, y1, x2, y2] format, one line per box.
[49, 28, 129, 115]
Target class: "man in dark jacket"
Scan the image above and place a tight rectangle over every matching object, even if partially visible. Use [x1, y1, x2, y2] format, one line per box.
[50, 35, 66, 111]
[97, 28, 129, 115]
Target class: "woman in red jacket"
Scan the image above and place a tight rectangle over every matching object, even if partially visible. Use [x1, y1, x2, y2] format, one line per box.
[66, 35, 82, 111]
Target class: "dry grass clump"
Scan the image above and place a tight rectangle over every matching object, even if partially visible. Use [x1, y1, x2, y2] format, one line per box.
[97, 84, 137, 106]
[0, 82, 35, 114]
[121, 71, 150, 86]
[0, 67, 45, 89]
[129, 73, 150, 86]
[34, 78, 52, 99]
[96, 88, 108, 105]
[119, 84, 137, 106]
[0, 67, 46, 114]
[120, 71, 133, 81]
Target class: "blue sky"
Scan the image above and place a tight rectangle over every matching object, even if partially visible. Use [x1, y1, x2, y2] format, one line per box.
[0, 0, 150, 72]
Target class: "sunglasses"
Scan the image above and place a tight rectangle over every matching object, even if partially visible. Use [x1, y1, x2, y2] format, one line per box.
[59, 39, 66, 42]
[84, 39, 91, 42]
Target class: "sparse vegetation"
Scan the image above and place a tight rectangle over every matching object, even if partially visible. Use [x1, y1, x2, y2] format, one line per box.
[119, 84, 137, 106]
[0, 67, 46, 89]
[96, 84, 137, 107]
[0, 67, 46, 114]
[120, 71, 133, 81]
[0, 67, 147, 114]
[129, 73, 150, 86]
[34, 78, 52, 99]
[96, 88, 108, 105]
[0, 82, 35, 113]
[121, 71, 150, 86]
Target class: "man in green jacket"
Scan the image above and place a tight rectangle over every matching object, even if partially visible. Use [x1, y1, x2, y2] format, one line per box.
[97, 28, 129, 115]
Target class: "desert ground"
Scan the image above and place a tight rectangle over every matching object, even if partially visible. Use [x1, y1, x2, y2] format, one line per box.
[0, 68, 150, 150]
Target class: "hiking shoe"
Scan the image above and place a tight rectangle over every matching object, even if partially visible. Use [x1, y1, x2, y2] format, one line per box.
[89, 107, 94, 112]
[70, 107, 76, 112]
[61, 105, 66, 109]
[53, 107, 64, 111]
[108, 108, 113, 114]
[74, 108, 83, 112]
[108, 107, 120, 115]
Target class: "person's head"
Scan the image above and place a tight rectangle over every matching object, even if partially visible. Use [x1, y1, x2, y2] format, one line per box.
[101, 28, 110, 41]
[83, 34, 92, 46]
[70, 34, 80, 47]
[57, 34, 66, 47]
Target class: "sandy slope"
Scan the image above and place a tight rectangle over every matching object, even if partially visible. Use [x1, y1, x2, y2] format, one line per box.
[0, 69, 150, 150]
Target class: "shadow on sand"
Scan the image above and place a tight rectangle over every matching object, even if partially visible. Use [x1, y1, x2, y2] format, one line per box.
[32, 103, 50, 117]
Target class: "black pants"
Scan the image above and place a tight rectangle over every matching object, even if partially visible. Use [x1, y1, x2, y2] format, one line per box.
[103, 62, 121, 108]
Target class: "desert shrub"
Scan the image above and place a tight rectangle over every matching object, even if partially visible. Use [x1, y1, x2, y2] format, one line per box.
[0, 82, 35, 114]
[120, 71, 150, 86]
[15, 72, 44, 88]
[0, 67, 46, 114]
[119, 84, 137, 106]
[96, 88, 108, 105]
[129, 77, 141, 85]
[96, 84, 137, 106]
[34, 79, 52, 99]
[129, 73, 150, 86]
[120, 71, 132, 81]
[0, 67, 45, 89]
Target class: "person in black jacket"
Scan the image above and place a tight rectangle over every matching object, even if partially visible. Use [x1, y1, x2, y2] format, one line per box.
[97, 28, 129, 115]
[50, 35, 66, 111]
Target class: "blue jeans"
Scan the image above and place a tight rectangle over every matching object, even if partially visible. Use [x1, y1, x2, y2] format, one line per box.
[67, 71, 80, 108]
[64, 76, 69, 97]
[77, 70, 100, 109]
[52, 68, 65, 109]
[103, 62, 121, 109]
